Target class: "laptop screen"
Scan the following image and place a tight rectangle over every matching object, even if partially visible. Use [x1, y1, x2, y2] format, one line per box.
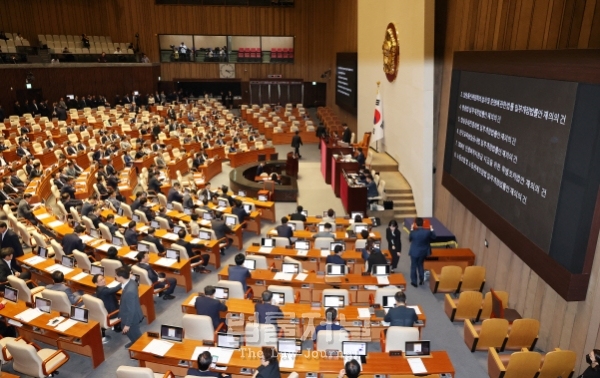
[318, 224, 327, 232]
[90, 229, 100, 239]
[70, 306, 89, 323]
[166, 249, 179, 260]
[150, 220, 160, 229]
[405, 341, 431, 357]
[218, 199, 228, 208]
[383, 295, 396, 308]
[324, 295, 345, 308]
[243, 204, 251, 213]
[62, 255, 74, 268]
[90, 265, 104, 276]
[184, 208, 192, 215]
[271, 292, 285, 305]
[294, 240, 310, 250]
[199, 231, 212, 240]
[258, 195, 268, 201]
[238, 191, 246, 197]
[243, 259, 256, 270]
[281, 263, 299, 274]
[224, 215, 237, 226]
[35, 297, 51, 313]
[373, 264, 390, 276]
[217, 333, 241, 349]
[261, 238, 274, 247]
[4, 287, 17, 303]
[354, 225, 368, 234]
[132, 214, 140, 222]
[342, 341, 367, 356]
[214, 287, 229, 300]
[112, 236, 123, 246]
[327, 264, 345, 276]
[161, 325, 184, 342]
[38, 247, 48, 259]
[137, 243, 149, 252]
[173, 226, 182, 234]
[330, 242, 346, 251]
[203, 212, 213, 221]
[278, 338, 302, 354]
[117, 208, 124, 216]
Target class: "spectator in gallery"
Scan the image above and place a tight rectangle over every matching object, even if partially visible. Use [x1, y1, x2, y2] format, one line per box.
[114, 47, 122, 54]
[141, 54, 150, 63]
[97, 52, 107, 63]
[81, 34, 90, 48]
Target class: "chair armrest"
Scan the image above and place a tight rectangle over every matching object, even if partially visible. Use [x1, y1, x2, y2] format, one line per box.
[464, 319, 478, 352]
[215, 322, 226, 337]
[379, 329, 387, 352]
[75, 296, 83, 305]
[444, 294, 457, 321]
[294, 290, 301, 303]
[41, 349, 69, 376]
[152, 280, 169, 293]
[245, 287, 253, 300]
[107, 309, 121, 325]
[368, 293, 374, 306]
[28, 342, 42, 351]
[163, 371, 176, 378]
[479, 279, 486, 292]
[429, 270, 440, 293]
[487, 347, 505, 378]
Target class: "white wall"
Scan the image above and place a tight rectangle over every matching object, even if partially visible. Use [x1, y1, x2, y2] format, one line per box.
[357, 0, 434, 216]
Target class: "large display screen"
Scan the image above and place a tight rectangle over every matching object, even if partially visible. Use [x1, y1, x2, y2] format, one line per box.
[335, 52, 357, 115]
[447, 71, 577, 252]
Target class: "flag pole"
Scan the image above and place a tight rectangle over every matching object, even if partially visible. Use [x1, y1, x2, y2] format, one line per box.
[376, 81, 380, 153]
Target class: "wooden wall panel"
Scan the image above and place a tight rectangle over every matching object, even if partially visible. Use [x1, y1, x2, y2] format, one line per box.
[435, 0, 600, 373]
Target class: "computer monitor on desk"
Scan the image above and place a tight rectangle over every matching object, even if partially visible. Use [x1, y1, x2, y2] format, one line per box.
[323, 295, 345, 308]
[218, 199, 229, 208]
[224, 215, 237, 226]
[278, 338, 302, 354]
[354, 224, 368, 234]
[35, 297, 51, 313]
[326, 264, 347, 276]
[90, 265, 104, 276]
[137, 243, 149, 253]
[294, 240, 310, 250]
[243, 259, 256, 270]
[261, 238, 275, 247]
[70, 306, 89, 323]
[161, 325, 184, 342]
[372, 264, 390, 276]
[4, 287, 17, 303]
[330, 241, 346, 251]
[38, 247, 48, 259]
[214, 287, 229, 300]
[382, 295, 396, 308]
[217, 333, 242, 349]
[62, 255, 74, 268]
[271, 292, 285, 305]
[281, 263, 299, 274]
[405, 340, 431, 357]
[199, 230, 212, 240]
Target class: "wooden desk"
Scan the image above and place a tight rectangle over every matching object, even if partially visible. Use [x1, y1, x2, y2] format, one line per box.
[289, 216, 373, 228]
[331, 157, 359, 197]
[0, 298, 105, 367]
[266, 229, 381, 251]
[320, 139, 353, 184]
[34, 149, 58, 167]
[17, 253, 156, 324]
[206, 146, 225, 161]
[424, 248, 476, 274]
[340, 172, 367, 215]
[74, 166, 98, 200]
[199, 158, 223, 182]
[133, 154, 156, 173]
[228, 147, 276, 168]
[167, 155, 190, 180]
[129, 336, 455, 377]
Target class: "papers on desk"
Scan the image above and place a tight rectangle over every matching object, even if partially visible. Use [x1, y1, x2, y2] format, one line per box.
[407, 305, 422, 315]
[188, 296, 198, 306]
[107, 280, 121, 288]
[357, 308, 372, 318]
[37, 213, 51, 220]
[190, 238, 202, 244]
[216, 206, 227, 212]
[207, 347, 234, 364]
[46, 264, 74, 275]
[320, 250, 330, 257]
[279, 354, 296, 369]
[369, 232, 376, 237]
[294, 273, 308, 281]
[15, 308, 44, 323]
[138, 226, 149, 233]
[407, 358, 428, 374]
[155, 257, 177, 267]
[364, 285, 379, 290]
[376, 276, 390, 285]
[7, 319, 22, 327]
[142, 339, 174, 357]
[258, 247, 273, 254]
[23, 255, 46, 266]
[296, 250, 308, 256]
[48, 220, 64, 228]
[162, 232, 179, 241]
[273, 272, 294, 281]
[124, 251, 139, 259]
[71, 272, 89, 281]
[55, 318, 77, 332]
[80, 235, 96, 243]
[191, 346, 210, 361]
[96, 243, 116, 252]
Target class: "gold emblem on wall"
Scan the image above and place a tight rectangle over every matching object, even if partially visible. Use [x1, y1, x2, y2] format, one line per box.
[382, 22, 399, 82]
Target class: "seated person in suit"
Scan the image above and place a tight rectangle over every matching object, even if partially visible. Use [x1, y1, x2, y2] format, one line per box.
[61, 225, 86, 255]
[87, 205, 103, 229]
[187, 351, 225, 377]
[254, 290, 283, 325]
[326, 245, 346, 266]
[47, 271, 83, 306]
[143, 227, 165, 253]
[322, 208, 336, 223]
[195, 285, 228, 330]
[105, 214, 120, 236]
[313, 307, 345, 340]
[314, 222, 335, 238]
[175, 229, 211, 273]
[366, 240, 388, 274]
[167, 182, 184, 203]
[346, 214, 363, 232]
[106, 246, 126, 267]
[383, 291, 418, 327]
[289, 205, 307, 222]
[366, 175, 378, 202]
[136, 251, 177, 300]
[0, 248, 19, 286]
[124, 221, 138, 246]
[228, 253, 251, 293]
[18, 193, 38, 225]
[275, 217, 293, 241]
[339, 359, 361, 378]
[231, 200, 248, 223]
[92, 273, 122, 332]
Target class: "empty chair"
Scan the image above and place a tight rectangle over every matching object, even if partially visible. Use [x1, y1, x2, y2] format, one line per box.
[116, 366, 175, 378]
[50, 239, 66, 263]
[479, 290, 509, 321]
[444, 290, 482, 322]
[487, 348, 541, 378]
[41, 289, 74, 314]
[101, 259, 123, 278]
[314, 237, 334, 250]
[216, 280, 249, 299]
[0, 336, 26, 364]
[459, 266, 486, 292]
[315, 330, 349, 351]
[245, 255, 268, 270]
[182, 314, 223, 341]
[272, 236, 290, 247]
[7, 276, 44, 304]
[429, 265, 462, 293]
[73, 250, 94, 272]
[267, 285, 298, 304]
[537, 348, 576, 378]
[503, 318, 539, 351]
[5, 341, 69, 378]
[244, 323, 278, 347]
[380, 326, 420, 352]
[287, 220, 304, 231]
[463, 318, 509, 352]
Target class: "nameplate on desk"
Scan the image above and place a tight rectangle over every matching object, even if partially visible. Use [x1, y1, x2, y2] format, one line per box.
[147, 332, 159, 338]
[349, 285, 358, 290]
[301, 284, 311, 289]
[389, 351, 403, 357]
[255, 280, 264, 286]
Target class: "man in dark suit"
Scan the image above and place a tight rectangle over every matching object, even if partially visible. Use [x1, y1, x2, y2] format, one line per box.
[342, 124, 352, 144]
[105, 214, 119, 236]
[367, 242, 388, 273]
[167, 183, 184, 203]
[115, 267, 144, 348]
[13, 101, 23, 117]
[65, 142, 77, 156]
[143, 228, 165, 253]
[384, 291, 418, 327]
[148, 172, 162, 194]
[199, 182, 214, 201]
[254, 290, 283, 325]
[291, 130, 303, 158]
[0, 247, 19, 286]
[16, 140, 31, 157]
[18, 193, 37, 225]
[290, 205, 307, 222]
[55, 105, 67, 121]
[60, 177, 76, 199]
[366, 175, 378, 201]
[231, 200, 248, 222]
[195, 285, 228, 330]
[8, 169, 25, 189]
[136, 251, 177, 300]
[275, 217, 293, 241]
[326, 245, 346, 266]
[175, 229, 210, 272]
[62, 225, 86, 255]
[124, 221, 138, 246]
[211, 212, 232, 255]
[228, 253, 251, 292]
[408, 218, 436, 287]
[313, 307, 345, 341]
[45, 138, 56, 149]
[47, 271, 82, 305]
[92, 274, 122, 332]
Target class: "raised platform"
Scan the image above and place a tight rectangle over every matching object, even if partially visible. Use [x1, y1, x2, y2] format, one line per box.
[229, 161, 298, 202]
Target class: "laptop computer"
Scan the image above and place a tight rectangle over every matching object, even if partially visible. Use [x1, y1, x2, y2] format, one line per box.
[217, 333, 242, 349]
[277, 338, 302, 355]
[405, 340, 431, 357]
[132, 214, 140, 222]
[218, 199, 229, 208]
[35, 297, 51, 314]
[354, 224, 368, 234]
[90, 265, 104, 276]
[330, 241, 346, 251]
[3, 287, 17, 303]
[90, 229, 100, 239]
[214, 287, 229, 300]
[326, 264, 347, 276]
[281, 263, 299, 274]
[70, 306, 89, 323]
[166, 249, 180, 260]
[294, 240, 310, 251]
[62, 255, 74, 268]
[243, 259, 256, 270]
[261, 238, 275, 247]
[150, 220, 160, 229]
[382, 295, 396, 309]
[137, 243, 149, 253]
[342, 341, 367, 365]
[161, 325, 184, 342]
[238, 191, 246, 197]
[258, 195, 268, 201]
[203, 212, 213, 221]
[38, 247, 48, 259]
[323, 295, 345, 308]
[184, 208, 192, 215]
[372, 264, 391, 276]
[224, 215, 237, 226]
[271, 292, 285, 305]
[243, 204, 252, 213]
[112, 236, 123, 247]
[199, 230, 212, 240]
